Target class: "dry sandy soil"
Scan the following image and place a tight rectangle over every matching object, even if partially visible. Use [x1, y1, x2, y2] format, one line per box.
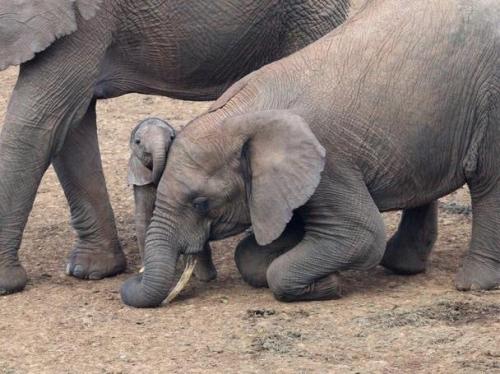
[0, 61, 499, 374]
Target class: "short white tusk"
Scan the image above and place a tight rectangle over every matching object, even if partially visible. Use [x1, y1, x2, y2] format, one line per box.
[164, 256, 197, 304]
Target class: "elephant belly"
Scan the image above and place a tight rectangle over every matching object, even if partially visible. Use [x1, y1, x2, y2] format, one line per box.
[93, 55, 227, 101]
[366, 149, 467, 213]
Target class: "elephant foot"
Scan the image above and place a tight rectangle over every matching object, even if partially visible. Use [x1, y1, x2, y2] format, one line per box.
[0, 264, 28, 295]
[381, 234, 432, 275]
[271, 273, 343, 302]
[66, 240, 126, 280]
[455, 255, 500, 291]
[381, 203, 437, 275]
[193, 259, 217, 282]
[179, 248, 217, 282]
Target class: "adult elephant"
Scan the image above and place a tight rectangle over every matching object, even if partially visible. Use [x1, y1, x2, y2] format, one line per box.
[0, 0, 364, 294]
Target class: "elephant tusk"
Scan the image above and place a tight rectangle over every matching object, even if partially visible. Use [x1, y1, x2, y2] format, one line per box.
[139, 267, 144, 273]
[164, 255, 197, 304]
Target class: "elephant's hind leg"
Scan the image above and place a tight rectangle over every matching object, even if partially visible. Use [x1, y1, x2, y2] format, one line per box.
[381, 202, 438, 275]
[455, 104, 500, 291]
[235, 216, 304, 288]
[53, 101, 126, 280]
[455, 182, 500, 290]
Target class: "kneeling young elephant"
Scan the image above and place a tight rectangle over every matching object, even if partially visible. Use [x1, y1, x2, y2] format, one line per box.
[121, 0, 500, 308]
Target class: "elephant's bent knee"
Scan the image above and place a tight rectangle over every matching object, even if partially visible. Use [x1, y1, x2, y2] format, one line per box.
[355, 246, 385, 271]
[352, 226, 386, 271]
[234, 237, 268, 288]
[266, 263, 301, 301]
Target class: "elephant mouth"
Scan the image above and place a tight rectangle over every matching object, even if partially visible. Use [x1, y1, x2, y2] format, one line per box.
[210, 221, 249, 241]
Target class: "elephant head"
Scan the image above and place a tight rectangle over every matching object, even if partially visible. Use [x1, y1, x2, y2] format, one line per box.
[128, 118, 175, 261]
[128, 117, 176, 187]
[120, 110, 325, 308]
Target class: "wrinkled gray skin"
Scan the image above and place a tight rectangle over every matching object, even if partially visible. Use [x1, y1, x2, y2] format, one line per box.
[128, 118, 216, 281]
[128, 118, 176, 262]
[121, 0, 500, 308]
[0, 0, 355, 294]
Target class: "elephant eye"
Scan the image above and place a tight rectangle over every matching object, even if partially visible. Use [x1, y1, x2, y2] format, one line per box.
[192, 197, 209, 214]
[134, 139, 141, 145]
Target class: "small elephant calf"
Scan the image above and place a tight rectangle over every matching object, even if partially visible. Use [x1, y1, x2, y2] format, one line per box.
[128, 118, 217, 281]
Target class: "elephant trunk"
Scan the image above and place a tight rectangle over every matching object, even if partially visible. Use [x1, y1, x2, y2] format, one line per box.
[133, 184, 157, 262]
[121, 216, 189, 308]
[151, 139, 168, 185]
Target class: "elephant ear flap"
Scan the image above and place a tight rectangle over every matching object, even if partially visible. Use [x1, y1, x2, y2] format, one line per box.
[226, 110, 326, 246]
[75, 0, 102, 19]
[0, 0, 102, 71]
[128, 156, 153, 186]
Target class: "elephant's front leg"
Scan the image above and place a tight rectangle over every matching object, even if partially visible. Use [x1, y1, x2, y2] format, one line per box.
[53, 101, 126, 280]
[191, 244, 217, 282]
[266, 180, 386, 302]
[0, 25, 111, 294]
[381, 201, 438, 274]
[234, 216, 304, 288]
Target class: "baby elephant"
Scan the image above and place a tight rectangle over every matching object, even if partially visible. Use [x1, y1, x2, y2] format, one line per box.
[128, 118, 217, 281]
[122, 0, 500, 308]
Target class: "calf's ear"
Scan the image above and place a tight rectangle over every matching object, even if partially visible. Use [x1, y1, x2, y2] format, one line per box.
[128, 155, 153, 186]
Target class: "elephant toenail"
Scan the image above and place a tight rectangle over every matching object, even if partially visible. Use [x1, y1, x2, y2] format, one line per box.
[73, 265, 84, 277]
[88, 272, 102, 280]
[470, 282, 481, 291]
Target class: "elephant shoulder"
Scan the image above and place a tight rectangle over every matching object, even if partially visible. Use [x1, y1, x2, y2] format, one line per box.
[0, 0, 102, 71]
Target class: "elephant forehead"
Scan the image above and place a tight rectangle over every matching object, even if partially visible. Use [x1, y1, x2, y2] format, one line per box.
[171, 136, 237, 172]
[165, 160, 239, 200]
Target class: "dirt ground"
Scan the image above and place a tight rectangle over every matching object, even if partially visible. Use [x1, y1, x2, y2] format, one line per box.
[0, 62, 499, 374]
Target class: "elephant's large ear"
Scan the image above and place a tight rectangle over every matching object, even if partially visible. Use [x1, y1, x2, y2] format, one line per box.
[128, 156, 154, 186]
[225, 110, 325, 245]
[0, 0, 102, 71]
